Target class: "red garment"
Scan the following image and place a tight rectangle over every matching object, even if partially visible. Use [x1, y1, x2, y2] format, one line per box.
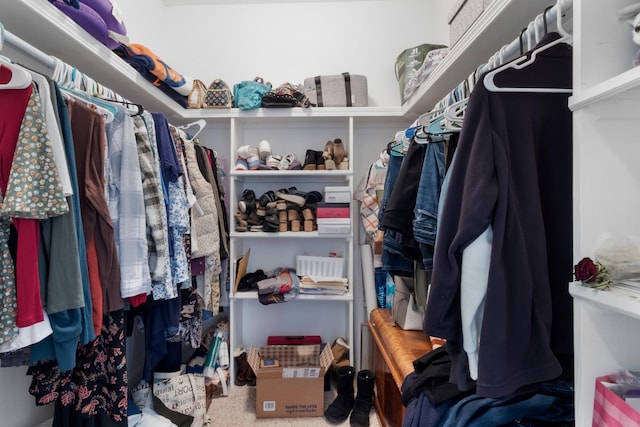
[0, 81, 45, 327]
[127, 293, 147, 308]
[86, 238, 103, 336]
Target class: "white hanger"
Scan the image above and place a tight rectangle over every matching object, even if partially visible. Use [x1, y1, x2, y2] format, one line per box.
[60, 86, 116, 123]
[444, 98, 468, 131]
[483, 0, 572, 93]
[178, 119, 207, 140]
[0, 23, 32, 90]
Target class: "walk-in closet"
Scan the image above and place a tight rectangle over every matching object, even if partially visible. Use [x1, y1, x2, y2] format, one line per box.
[0, 0, 638, 426]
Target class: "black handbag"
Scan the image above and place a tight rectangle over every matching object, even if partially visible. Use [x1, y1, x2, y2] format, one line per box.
[261, 83, 311, 108]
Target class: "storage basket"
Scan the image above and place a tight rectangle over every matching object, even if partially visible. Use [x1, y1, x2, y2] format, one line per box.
[296, 255, 344, 278]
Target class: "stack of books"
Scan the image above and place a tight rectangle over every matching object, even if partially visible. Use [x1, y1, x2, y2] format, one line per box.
[299, 276, 349, 295]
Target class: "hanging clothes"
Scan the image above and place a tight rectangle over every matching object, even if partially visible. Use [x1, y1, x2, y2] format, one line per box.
[105, 105, 150, 300]
[68, 99, 123, 335]
[424, 33, 573, 398]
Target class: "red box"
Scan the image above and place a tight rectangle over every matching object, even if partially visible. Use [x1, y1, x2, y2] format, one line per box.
[316, 203, 350, 219]
[593, 375, 640, 426]
[267, 335, 322, 345]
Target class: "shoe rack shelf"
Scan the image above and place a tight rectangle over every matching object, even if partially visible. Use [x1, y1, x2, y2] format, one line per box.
[228, 115, 356, 388]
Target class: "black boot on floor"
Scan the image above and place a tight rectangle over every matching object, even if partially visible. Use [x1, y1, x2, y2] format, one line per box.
[324, 365, 355, 424]
[350, 369, 375, 427]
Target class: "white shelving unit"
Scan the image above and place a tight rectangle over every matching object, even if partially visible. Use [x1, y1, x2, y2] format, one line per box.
[227, 115, 355, 369]
[569, 1, 640, 425]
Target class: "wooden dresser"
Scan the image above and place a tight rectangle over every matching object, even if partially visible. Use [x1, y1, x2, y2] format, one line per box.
[368, 308, 433, 427]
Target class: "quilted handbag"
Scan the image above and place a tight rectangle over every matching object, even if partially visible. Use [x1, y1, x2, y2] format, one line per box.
[204, 79, 233, 108]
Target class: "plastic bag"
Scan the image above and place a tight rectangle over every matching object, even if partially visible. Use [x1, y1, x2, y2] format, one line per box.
[233, 78, 271, 110]
[595, 233, 640, 281]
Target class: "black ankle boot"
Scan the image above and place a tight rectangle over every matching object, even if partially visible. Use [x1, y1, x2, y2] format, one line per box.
[350, 369, 375, 427]
[324, 365, 355, 423]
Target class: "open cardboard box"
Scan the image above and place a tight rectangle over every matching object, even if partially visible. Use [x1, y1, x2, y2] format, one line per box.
[248, 344, 333, 418]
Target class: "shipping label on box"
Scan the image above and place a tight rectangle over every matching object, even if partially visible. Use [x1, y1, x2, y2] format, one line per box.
[282, 367, 321, 378]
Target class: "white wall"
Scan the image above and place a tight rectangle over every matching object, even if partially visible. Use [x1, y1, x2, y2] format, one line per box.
[117, 0, 456, 106]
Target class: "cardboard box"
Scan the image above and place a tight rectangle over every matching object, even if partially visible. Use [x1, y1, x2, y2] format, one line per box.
[324, 186, 351, 204]
[248, 344, 333, 418]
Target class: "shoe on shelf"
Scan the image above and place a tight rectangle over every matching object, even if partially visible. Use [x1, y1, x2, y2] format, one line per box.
[234, 213, 248, 232]
[258, 190, 277, 207]
[275, 187, 305, 206]
[323, 150, 336, 170]
[337, 157, 349, 171]
[266, 154, 282, 169]
[237, 145, 258, 159]
[234, 157, 249, 170]
[263, 207, 279, 232]
[315, 150, 326, 170]
[333, 138, 346, 164]
[258, 140, 271, 163]
[288, 159, 302, 170]
[278, 153, 297, 170]
[324, 140, 334, 158]
[302, 207, 314, 222]
[303, 149, 317, 170]
[238, 189, 256, 214]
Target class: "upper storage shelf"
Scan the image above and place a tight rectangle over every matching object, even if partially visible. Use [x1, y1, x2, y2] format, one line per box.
[0, 0, 189, 122]
[1, 0, 558, 124]
[399, 0, 561, 120]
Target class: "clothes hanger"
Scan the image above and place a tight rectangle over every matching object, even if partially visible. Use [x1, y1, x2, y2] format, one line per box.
[106, 98, 145, 116]
[444, 98, 468, 131]
[0, 23, 33, 90]
[60, 86, 116, 123]
[178, 119, 207, 140]
[483, 0, 572, 93]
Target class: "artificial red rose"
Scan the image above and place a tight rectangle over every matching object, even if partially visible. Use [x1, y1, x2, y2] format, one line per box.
[574, 257, 598, 283]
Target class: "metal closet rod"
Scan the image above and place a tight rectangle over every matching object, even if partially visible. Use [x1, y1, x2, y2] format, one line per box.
[476, 0, 573, 77]
[2, 25, 133, 104]
[3, 28, 56, 69]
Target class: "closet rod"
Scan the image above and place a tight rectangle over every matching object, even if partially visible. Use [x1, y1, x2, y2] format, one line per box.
[3, 28, 56, 69]
[476, 0, 573, 77]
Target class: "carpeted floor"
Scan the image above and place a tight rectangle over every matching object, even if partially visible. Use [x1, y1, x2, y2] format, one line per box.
[207, 384, 382, 427]
[35, 381, 383, 426]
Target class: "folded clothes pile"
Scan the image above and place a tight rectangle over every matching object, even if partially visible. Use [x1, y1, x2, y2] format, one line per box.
[113, 43, 194, 107]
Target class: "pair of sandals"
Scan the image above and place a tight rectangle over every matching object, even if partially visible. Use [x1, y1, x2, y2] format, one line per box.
[277, 153, 302, 170]
[275, 187, 323, 207]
